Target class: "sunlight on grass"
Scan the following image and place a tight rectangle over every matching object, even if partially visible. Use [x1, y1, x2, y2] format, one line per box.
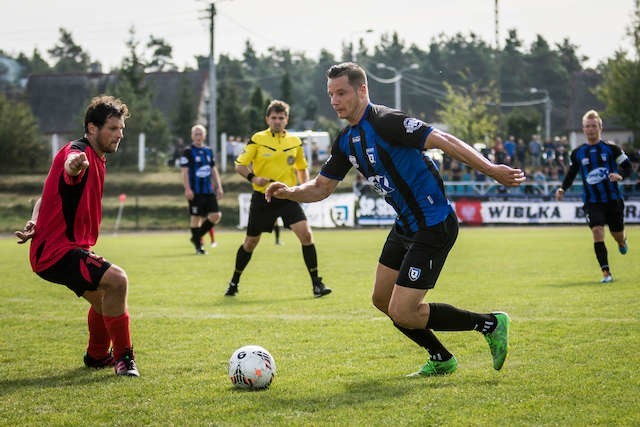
[1, 226, 638, 426]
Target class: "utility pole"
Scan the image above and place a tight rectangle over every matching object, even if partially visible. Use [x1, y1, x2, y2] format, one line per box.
[494, 0, 502, 134]
[208, 2, 218, 155]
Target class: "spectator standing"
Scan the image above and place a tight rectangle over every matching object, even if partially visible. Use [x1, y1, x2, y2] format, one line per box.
[515, 138, 528, 171]
[529, 134, 542, 168]
[493, 137, 511, 165]
[504, 135, 516, 163]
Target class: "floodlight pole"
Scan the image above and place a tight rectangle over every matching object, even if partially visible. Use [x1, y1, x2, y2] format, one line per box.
[208, 2, 218, 155]
[376, 63, 419, 110]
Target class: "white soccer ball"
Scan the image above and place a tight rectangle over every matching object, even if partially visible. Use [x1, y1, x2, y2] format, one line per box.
[228, 345, 276, 390]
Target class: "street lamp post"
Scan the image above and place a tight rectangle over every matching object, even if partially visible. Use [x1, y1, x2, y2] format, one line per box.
[530, 88, 552, 141]
[376, 63, 419, 110]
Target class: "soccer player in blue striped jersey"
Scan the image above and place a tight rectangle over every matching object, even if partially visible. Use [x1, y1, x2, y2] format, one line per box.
[180, 125, 224, 254]
[556, 110, 631, 283]
[266, 62, 525, 376]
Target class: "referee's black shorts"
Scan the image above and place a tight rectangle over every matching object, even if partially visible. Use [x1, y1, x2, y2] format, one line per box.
[247, 191, 307, 236]
[379, 212, 459, 290]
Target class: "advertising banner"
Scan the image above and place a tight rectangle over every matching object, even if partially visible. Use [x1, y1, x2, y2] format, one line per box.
[240, 194, 640, 227]
[238, 193, 356, 229]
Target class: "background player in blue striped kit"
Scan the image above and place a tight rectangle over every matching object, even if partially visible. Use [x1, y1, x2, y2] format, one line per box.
[556, 110, 631, 283]
[180, 124, 224, 254]
[266, 62, 525, 376]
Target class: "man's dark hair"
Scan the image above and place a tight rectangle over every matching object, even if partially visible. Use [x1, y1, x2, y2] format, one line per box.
[84, 95, 130, 132]
[266, 99, 290, 117]
[326, 62, 368, 90]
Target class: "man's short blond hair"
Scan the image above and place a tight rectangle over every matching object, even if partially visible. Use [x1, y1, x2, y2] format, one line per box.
[582, 109, 603, 128]
[191, 124, 207, 135]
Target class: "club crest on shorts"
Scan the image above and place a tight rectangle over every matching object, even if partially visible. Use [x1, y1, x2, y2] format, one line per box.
[408, 266, 422, 281]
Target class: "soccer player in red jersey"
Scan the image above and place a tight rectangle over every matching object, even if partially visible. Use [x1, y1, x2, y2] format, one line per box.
[15, 95, 139, 377]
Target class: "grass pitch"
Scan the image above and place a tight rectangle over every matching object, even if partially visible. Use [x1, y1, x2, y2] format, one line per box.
[1, 226, 639, 426]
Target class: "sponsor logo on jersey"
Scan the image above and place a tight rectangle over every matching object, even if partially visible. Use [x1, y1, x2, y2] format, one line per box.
[196, 165, 212, 178]
[368, 175, 394, 196]
[408, 266, 422, 281]
[403, 118, 425, 134]
[586, 167, 609, 185]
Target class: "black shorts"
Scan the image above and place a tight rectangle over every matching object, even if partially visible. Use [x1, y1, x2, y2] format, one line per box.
[379, 213, 459, 290]
[189, 193, 219, 217]
[36, 248, 112, 297]
[247, 191, 307, 237]
[584, 200, 625, 232]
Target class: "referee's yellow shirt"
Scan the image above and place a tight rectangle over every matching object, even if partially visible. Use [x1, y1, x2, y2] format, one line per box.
[235, 129, 309, 193]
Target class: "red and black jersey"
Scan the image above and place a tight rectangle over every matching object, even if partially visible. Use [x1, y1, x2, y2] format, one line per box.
[30, 138, 106, 272]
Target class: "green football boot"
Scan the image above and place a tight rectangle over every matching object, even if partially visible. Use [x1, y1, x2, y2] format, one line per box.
[485, 311, 510, 370]
[407, 356, 458, 377]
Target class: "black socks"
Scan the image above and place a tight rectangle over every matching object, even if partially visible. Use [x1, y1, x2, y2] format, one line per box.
[393, 322, 453, 361]
[594, 241, 609, 272]
[426, 303, 497, 334]
[231, 245, 253, 284]
[301, 244, 319, 281]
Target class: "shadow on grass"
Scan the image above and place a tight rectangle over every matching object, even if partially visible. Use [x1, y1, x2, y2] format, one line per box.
[264, 374, 504, 411]
[0, 367, 108, 396]
[206, 294, 322, 308]
[546, 280, 602, 288]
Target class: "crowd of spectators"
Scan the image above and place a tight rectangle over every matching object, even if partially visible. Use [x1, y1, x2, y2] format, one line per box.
[438, 134, 640, 196]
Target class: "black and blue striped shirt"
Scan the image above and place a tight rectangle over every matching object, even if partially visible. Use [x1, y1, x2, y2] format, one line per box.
[561, 140, 631, 203]
[321, 104, 454, 234]
[180, 145, 216, 194]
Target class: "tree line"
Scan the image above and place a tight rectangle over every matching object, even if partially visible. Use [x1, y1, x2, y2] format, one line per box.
[1, 4, 639, 173]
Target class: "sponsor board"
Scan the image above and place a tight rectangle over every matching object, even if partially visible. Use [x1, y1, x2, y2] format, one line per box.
[238, 193, 356, 228]
[239, 194, 640, 227]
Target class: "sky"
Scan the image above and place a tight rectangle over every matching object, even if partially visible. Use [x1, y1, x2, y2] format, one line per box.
[0, 0, 636, 71]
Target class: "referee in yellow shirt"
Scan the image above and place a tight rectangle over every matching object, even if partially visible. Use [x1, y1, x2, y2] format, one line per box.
[225, 100, 331, 298]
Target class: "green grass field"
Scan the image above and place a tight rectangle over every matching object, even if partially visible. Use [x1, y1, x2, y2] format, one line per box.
[1, 226, 639, 426]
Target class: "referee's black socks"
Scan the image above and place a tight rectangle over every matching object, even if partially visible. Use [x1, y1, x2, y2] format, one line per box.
[232, 245, 253, 284]
[301, 244, 319, 281]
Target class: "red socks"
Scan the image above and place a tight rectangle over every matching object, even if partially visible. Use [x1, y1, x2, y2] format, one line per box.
[87, 306, 111, 359]
[103, 311, 132, 360]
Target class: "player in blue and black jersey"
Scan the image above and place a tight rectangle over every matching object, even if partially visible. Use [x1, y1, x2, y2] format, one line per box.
[556, 110, 631, 283]
[180, 124, 224, 254]
[266, 62, 525, 377]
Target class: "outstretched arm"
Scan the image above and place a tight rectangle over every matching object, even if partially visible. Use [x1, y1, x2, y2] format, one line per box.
[265, 174, 339, 203]
[425, 128, 525, 187]
[15, 197, 41, 244]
